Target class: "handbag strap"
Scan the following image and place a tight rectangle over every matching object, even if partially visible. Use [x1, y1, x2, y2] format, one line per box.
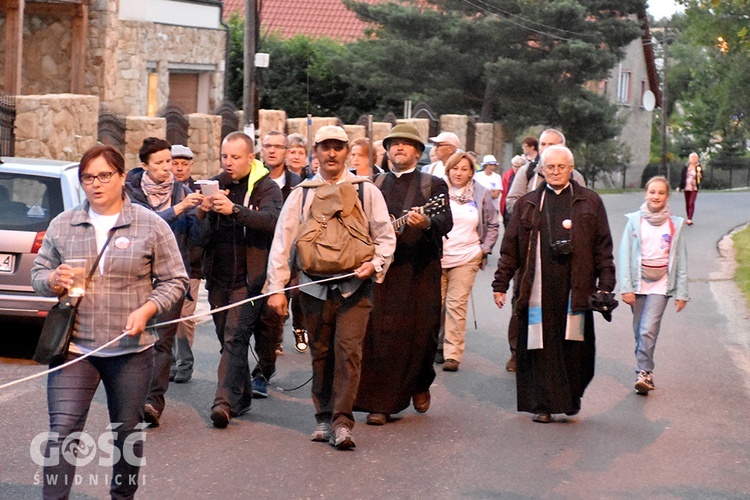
[71, 229, 115, 308]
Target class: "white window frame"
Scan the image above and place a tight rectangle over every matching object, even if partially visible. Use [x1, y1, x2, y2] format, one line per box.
[617, 66, 632, 106]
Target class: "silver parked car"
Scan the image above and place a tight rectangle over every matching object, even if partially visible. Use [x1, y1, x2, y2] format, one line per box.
[0, 157, 82, 321]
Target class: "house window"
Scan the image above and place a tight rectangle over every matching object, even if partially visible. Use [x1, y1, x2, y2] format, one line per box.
[617, 70, 631, 105]
[640, 80, 648, 108]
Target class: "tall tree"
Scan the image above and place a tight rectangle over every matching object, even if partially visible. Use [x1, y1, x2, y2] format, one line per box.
[668, 2, 750, 157]
[345, 0, 644, 144]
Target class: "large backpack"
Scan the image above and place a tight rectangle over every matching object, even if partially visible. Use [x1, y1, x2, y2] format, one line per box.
[295, 179, 375, 276]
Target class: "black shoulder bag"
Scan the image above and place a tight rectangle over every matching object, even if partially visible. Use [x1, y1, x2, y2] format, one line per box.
[34, 230, 115, 365]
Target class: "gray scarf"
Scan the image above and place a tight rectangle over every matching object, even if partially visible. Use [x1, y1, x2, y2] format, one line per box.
[640, 201, 670, 226]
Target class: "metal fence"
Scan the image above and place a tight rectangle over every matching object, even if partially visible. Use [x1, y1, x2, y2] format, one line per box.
[97, 106, 126, 153]
[213, 102, 239, 143]
[0, 95, 16, 156]
[160, 104, 189, 146]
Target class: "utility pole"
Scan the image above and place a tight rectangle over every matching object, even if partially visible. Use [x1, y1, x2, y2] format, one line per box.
[243, 0, 257, 138]
[660, 27, 670, 183]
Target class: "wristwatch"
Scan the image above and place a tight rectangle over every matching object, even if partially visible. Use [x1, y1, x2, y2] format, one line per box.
[231, 204, 241, 215]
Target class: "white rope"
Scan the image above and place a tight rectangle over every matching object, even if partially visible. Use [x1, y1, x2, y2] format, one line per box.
[0, 272, 357, 391]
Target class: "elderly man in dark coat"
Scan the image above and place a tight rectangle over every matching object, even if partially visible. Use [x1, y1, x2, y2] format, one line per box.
[355, 124, 452, 426]
[492, 145, 615, 423]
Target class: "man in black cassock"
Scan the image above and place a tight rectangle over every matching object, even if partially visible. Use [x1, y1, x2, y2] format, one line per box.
[492, 145, 615, 423]
[355, 124, 452, 426]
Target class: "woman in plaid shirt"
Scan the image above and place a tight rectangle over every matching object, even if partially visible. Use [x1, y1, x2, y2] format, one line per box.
[31, 145, 188, 499]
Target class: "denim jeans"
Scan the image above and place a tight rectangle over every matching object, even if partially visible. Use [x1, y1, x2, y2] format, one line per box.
[631, 294, 669, 373]
[44, 347, 154, 500]
[172, 278, 202, 376]
[147, 295, 184, 414]
[301, 281, 372, 431]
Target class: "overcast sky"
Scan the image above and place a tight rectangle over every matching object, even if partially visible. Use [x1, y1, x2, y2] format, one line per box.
[647, 0, 685, 21]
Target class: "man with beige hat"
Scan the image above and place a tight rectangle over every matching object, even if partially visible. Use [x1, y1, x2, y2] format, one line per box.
[266, 125, 396, 450]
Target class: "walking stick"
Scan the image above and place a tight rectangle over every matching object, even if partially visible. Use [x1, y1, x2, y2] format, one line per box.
[470, 290, 477, 330]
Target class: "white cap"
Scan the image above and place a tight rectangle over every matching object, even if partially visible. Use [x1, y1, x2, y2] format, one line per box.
[314, 125, 349, 144]
[171, 144, 194, 159]
[481, 154, 498, 165]
[429, 132, 460, 148]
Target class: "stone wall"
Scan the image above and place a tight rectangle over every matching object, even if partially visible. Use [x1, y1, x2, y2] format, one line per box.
[286, 117, 339, 139]
[0, 13, 72, 95]
[396, 119, 430, 142]
[10, 94, 509, 175]
[188, 114, 222, 179]
[124, 116, 166, 169]
[124, 114, 221, 179]
[259, 110, 287, 138]
[88, 0, 119, 104]
[440, 114, 470, 150]
[14, 94, 98, 160]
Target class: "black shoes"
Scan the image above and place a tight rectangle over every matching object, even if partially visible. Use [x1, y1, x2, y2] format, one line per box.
[210, 404, 231, 428]
[434, 349, 445, 364]
[144, 403, 161, 428]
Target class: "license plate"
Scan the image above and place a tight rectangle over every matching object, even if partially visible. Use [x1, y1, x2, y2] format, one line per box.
[0, 253, 14, 273]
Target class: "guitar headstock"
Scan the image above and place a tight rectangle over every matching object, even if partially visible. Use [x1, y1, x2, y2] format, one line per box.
[423, 194, 447, 216]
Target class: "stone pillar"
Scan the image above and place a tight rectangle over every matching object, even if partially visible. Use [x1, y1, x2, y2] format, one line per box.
[236, 110, 245, 132]
[396, 118, 429, 142]
[493, 122, 512, 167]
[125, 116, 166, 170]
[14, 94, 98, 160]
[286, 117, 338, 143]
[259, 109, 287, 138]
[343, 124, 366, 141]
[474, 123, 494, 157]
[371, 122, 393, 141]
[440, 114, 469, 149]
[188, 113, 222, 179]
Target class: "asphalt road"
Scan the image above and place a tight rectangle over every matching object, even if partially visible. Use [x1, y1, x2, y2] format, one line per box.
[1, 190, 749, 499]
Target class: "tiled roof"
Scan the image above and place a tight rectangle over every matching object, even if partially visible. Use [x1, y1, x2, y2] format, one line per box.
[223, 0, 384, 43]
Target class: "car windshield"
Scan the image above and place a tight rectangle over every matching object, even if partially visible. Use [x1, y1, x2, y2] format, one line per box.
[0, 173, 64, 232]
